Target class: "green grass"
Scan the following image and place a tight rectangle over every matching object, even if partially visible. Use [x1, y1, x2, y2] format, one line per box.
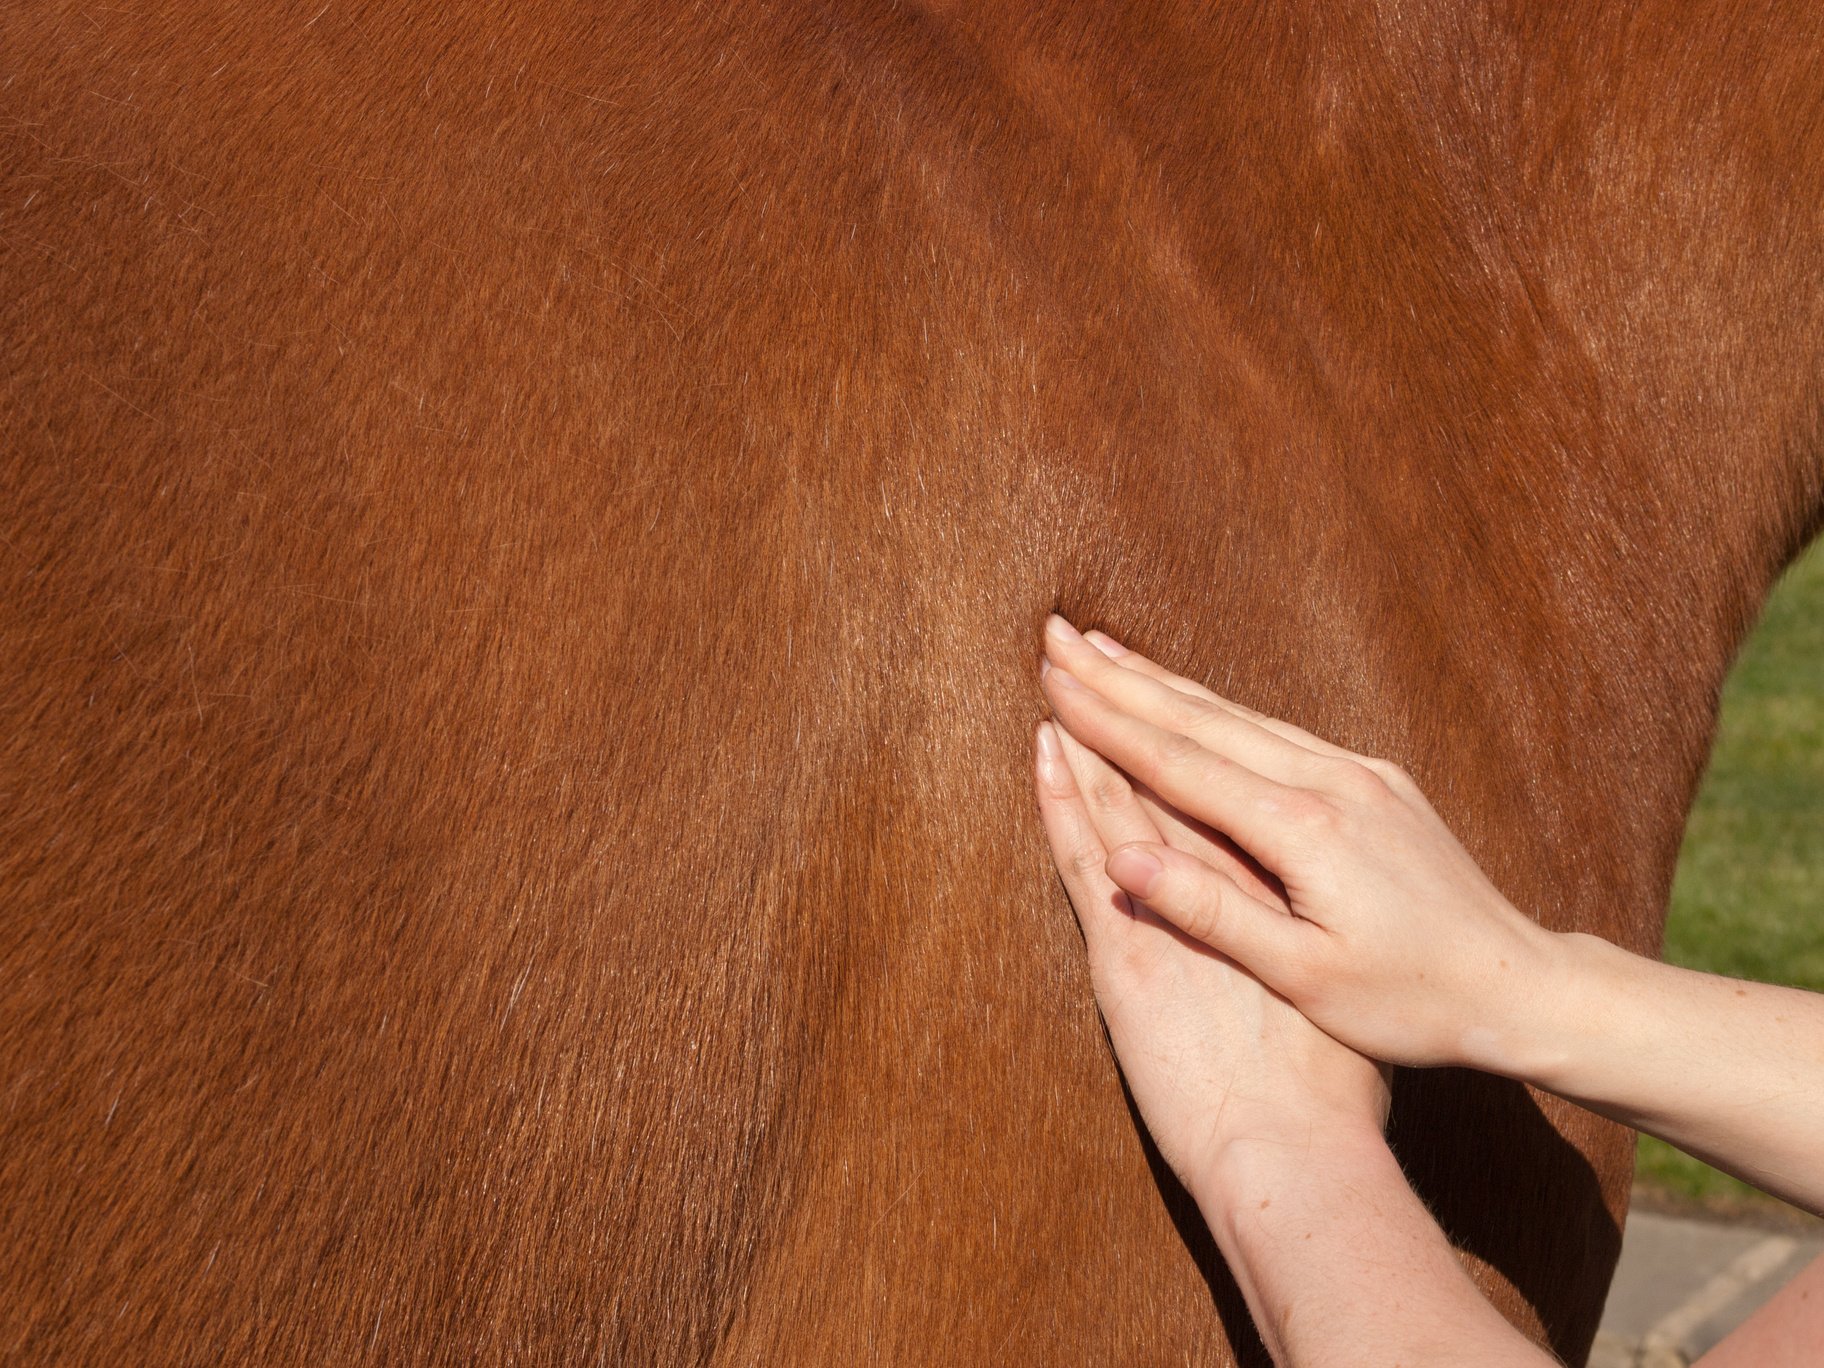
[1635, 539, 1824, 1206]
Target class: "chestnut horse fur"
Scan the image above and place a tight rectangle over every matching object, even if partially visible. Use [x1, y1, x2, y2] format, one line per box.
[3, 3, 1821, 1364]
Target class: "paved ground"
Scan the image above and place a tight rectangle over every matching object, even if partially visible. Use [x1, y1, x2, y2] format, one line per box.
[1592, 1207, 1824, 1366]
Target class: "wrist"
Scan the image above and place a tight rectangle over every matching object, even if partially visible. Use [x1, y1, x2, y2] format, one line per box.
[1190, 1118, 1395, 1225]
[1191, 1112, 1555, 1366]
[1456, 927, 1639, 1091]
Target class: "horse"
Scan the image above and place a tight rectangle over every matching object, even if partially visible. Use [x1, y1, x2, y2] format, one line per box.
[4, 4, 1819, 1362]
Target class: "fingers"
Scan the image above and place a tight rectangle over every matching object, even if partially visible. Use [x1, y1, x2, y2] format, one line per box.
[1104, 841, 1310, 986]
[1044, 616, 1330, 785]
[1051, 718, 1165, 855]
[1032, 721, 1136, 948]
[1040, 662, 1310, 871]
[1128, 781, 1291, 910]
[1047, 679, 1293, 910]
[1066, 620, 1424, 820]
[1077, 624, 1364, 765]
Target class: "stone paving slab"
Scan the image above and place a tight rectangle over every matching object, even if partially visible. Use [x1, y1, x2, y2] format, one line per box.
[1592, 1209, 1824, 1366]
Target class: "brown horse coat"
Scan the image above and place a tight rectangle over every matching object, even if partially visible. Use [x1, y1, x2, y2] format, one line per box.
[4, 3, 1821, 1363]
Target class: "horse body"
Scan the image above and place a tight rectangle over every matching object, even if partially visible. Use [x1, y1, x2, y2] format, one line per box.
[3, 4, 1819, 1363]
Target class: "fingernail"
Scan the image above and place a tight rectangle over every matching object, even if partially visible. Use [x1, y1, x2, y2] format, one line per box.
[1107, 847, 1163, 898]
[1045, 613, 1083, 645]
[1035, 720, 1062, 767]
[1047, 667, 1084, 691]
[1085, 630, 1127, 658]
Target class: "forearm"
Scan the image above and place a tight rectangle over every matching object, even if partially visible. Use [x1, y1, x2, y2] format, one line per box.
[1193, 1128, 1552, 1368]
[1474, 932, 1824, 1213]
[1695, 1253, 1824, 1367]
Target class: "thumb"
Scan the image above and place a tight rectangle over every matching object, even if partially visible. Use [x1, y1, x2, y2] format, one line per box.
[1105, 842, 1309, 985]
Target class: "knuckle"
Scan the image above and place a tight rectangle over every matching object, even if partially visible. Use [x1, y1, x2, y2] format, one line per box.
[1155, 730, 1203, 768]
[1067, 845, 1107, 879]
[1328, 758, 1387, 801]
[1183, 879, 1225, 939]
[1277, 789, 1337, 831]
[1083, 769, 1133, 813]
[1164, 692, 1214, 732]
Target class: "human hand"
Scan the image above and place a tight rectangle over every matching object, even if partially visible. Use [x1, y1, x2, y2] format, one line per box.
[1039, 614, 1558, 1072]
[1032, 709, 1389, 1192]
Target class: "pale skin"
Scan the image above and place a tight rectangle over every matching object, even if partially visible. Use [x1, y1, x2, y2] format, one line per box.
[1032, 612, 1824, 1366]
